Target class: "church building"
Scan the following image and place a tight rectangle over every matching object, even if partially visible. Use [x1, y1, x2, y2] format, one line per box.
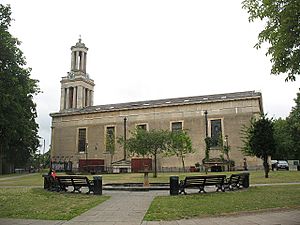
[50, 39, 263, 172]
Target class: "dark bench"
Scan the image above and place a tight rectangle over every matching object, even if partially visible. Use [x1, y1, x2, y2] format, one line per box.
[56, 175, 95, 194]
[179, 175, 226, 194]
[224, 173, 250, 191]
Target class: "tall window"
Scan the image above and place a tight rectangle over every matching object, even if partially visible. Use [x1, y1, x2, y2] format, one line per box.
[78, 128, 86, 152]
[211, 119, 222, 147]
[171, 121, 183, 132]
[106, 126, 115, 152]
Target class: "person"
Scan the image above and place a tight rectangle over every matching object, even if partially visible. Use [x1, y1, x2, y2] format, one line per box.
[243, 158, 248, 171]
[48, 169, 57, 178]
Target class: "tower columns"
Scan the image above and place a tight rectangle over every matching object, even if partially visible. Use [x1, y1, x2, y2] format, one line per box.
[59, 38, 95, 112]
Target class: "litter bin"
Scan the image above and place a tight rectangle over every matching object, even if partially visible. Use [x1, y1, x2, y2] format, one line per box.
[93, 176, 102, 195]
[42, 174, 50, 190]
[242, 173, 250, 188]
[169, 176, 179, 195]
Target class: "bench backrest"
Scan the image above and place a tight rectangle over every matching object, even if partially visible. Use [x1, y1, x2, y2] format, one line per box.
[228, 173, 248, 185]
[56, 175, 90, 186]
[184, 175, 226, 186]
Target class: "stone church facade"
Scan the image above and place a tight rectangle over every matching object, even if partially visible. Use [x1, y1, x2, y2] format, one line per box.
[50, 39, 263, 172]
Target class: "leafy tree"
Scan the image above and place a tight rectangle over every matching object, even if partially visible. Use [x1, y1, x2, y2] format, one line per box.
[242, 0, 300, 81]
[241, 114, 276, 178]
[273, 118, 293, 159]
[106, 128, 116, 168]
[0, 4, 39, 173]
[124, 128, 170, 178]
[286, 89, 300, 158]
[167, 130, 194, 172]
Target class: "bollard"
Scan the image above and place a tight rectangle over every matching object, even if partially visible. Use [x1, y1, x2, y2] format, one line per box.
[93, 176, 102, 195]
[169, 176, 179, 195]
[42, 174, 50, 190]
[242, 173, 250, 188]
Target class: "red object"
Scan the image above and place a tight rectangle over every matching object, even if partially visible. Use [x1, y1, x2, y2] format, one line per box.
[79, 159, 104, 172]
[131, 158, 152, 172]
[51, 171, 57, 178]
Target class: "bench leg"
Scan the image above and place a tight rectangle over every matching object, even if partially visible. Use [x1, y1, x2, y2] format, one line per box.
[199, 186, 206, 193]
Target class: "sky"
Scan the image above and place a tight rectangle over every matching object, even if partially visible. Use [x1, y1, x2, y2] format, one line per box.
[2, 0, 299, 154]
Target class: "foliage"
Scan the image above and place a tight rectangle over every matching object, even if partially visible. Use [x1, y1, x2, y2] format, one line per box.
[0, 4, 39, 171]
[106, 128, 116, 166]
[286, 89, 300, 159]
[0, 188, 109, 220]
[272, 89, 300, 159]
[241, 114, 276, 178]
[273, 118, 294, 159]
[144, 185, 300, 221]
[167, 130, 194, 171]
[204, 137, 211, 160]
[124, 128, 170, 177]
[242, 0, 300, 81]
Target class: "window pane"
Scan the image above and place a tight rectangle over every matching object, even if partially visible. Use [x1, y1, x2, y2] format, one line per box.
[211, 119, 222, 147]
[171, 122, 183, 132]
[137, 124, 147, 130]
[78, 128, 86, 152]
[106, 127, 115, 152]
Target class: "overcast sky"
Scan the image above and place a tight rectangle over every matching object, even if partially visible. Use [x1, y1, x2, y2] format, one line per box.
[3, 0, 299, 154]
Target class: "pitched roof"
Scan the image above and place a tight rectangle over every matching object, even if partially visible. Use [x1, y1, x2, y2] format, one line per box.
[51, 90, 262, 117]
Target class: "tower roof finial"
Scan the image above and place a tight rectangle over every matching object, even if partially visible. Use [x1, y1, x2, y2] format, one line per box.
[79, 34, 82, 43]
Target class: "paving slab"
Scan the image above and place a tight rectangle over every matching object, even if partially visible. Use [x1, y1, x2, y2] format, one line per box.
[63, 190, 165, 225]
[0, 218, 65, 225]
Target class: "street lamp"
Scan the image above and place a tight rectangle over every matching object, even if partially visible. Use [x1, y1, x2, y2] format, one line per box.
[85, 140, 88, 172]
[225, 135, 229, 148]
[204, 110, 208, 138]
[123, 117, 127, 160]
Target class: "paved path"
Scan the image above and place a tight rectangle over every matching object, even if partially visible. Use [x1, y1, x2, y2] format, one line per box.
[63, 191, 160, 225]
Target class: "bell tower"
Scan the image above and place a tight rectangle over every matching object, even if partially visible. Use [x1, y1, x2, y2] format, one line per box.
[60, 37, 95, 111]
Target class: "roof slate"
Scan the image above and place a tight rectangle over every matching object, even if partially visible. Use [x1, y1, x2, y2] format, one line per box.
[51, 90, 261, 117]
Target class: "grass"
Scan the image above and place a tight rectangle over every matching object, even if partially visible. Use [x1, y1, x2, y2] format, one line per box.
[0, 170, 299, 186]
[0, 188, 109, 220]
[144, 184, 300, 221]
[0, 171, 299, 221]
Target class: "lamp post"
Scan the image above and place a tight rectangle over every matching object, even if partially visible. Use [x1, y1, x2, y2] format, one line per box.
[85, 141, 88, 172]
[225, 135, 229, 149]
[123, 117, 127, 160]
[224, 135, 229, 171]
[204, 110, 208, 138]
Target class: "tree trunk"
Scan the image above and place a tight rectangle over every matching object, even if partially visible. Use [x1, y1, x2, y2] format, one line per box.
[226, 153, 230, 171]
[181, 156, 185, 172]
[153, 151, 157, 178]
[263, 155, 269, 178]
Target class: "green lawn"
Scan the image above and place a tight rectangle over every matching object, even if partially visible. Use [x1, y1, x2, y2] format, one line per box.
[144, 184, 300, 221]
[0, 171, 299, 221]
[1, 170, 299, 187]
[0, 188, 109, 220]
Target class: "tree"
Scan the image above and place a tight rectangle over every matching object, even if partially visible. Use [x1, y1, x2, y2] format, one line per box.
[168, 130, 194, 172]
[273, 118, 293, 159]
[241, 114, 276, 178]
[242, 0, 300, 81]
[286, 89, 300, 159]
[0, 4, 39, 173]
[106, 128, 116, 169]
[124, 128, 170, 178]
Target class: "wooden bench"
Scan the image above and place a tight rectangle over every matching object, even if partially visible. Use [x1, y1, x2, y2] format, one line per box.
[179, 175, 226, 194]
[224, 173, 249, 191]
[55, 175, 95, 194]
